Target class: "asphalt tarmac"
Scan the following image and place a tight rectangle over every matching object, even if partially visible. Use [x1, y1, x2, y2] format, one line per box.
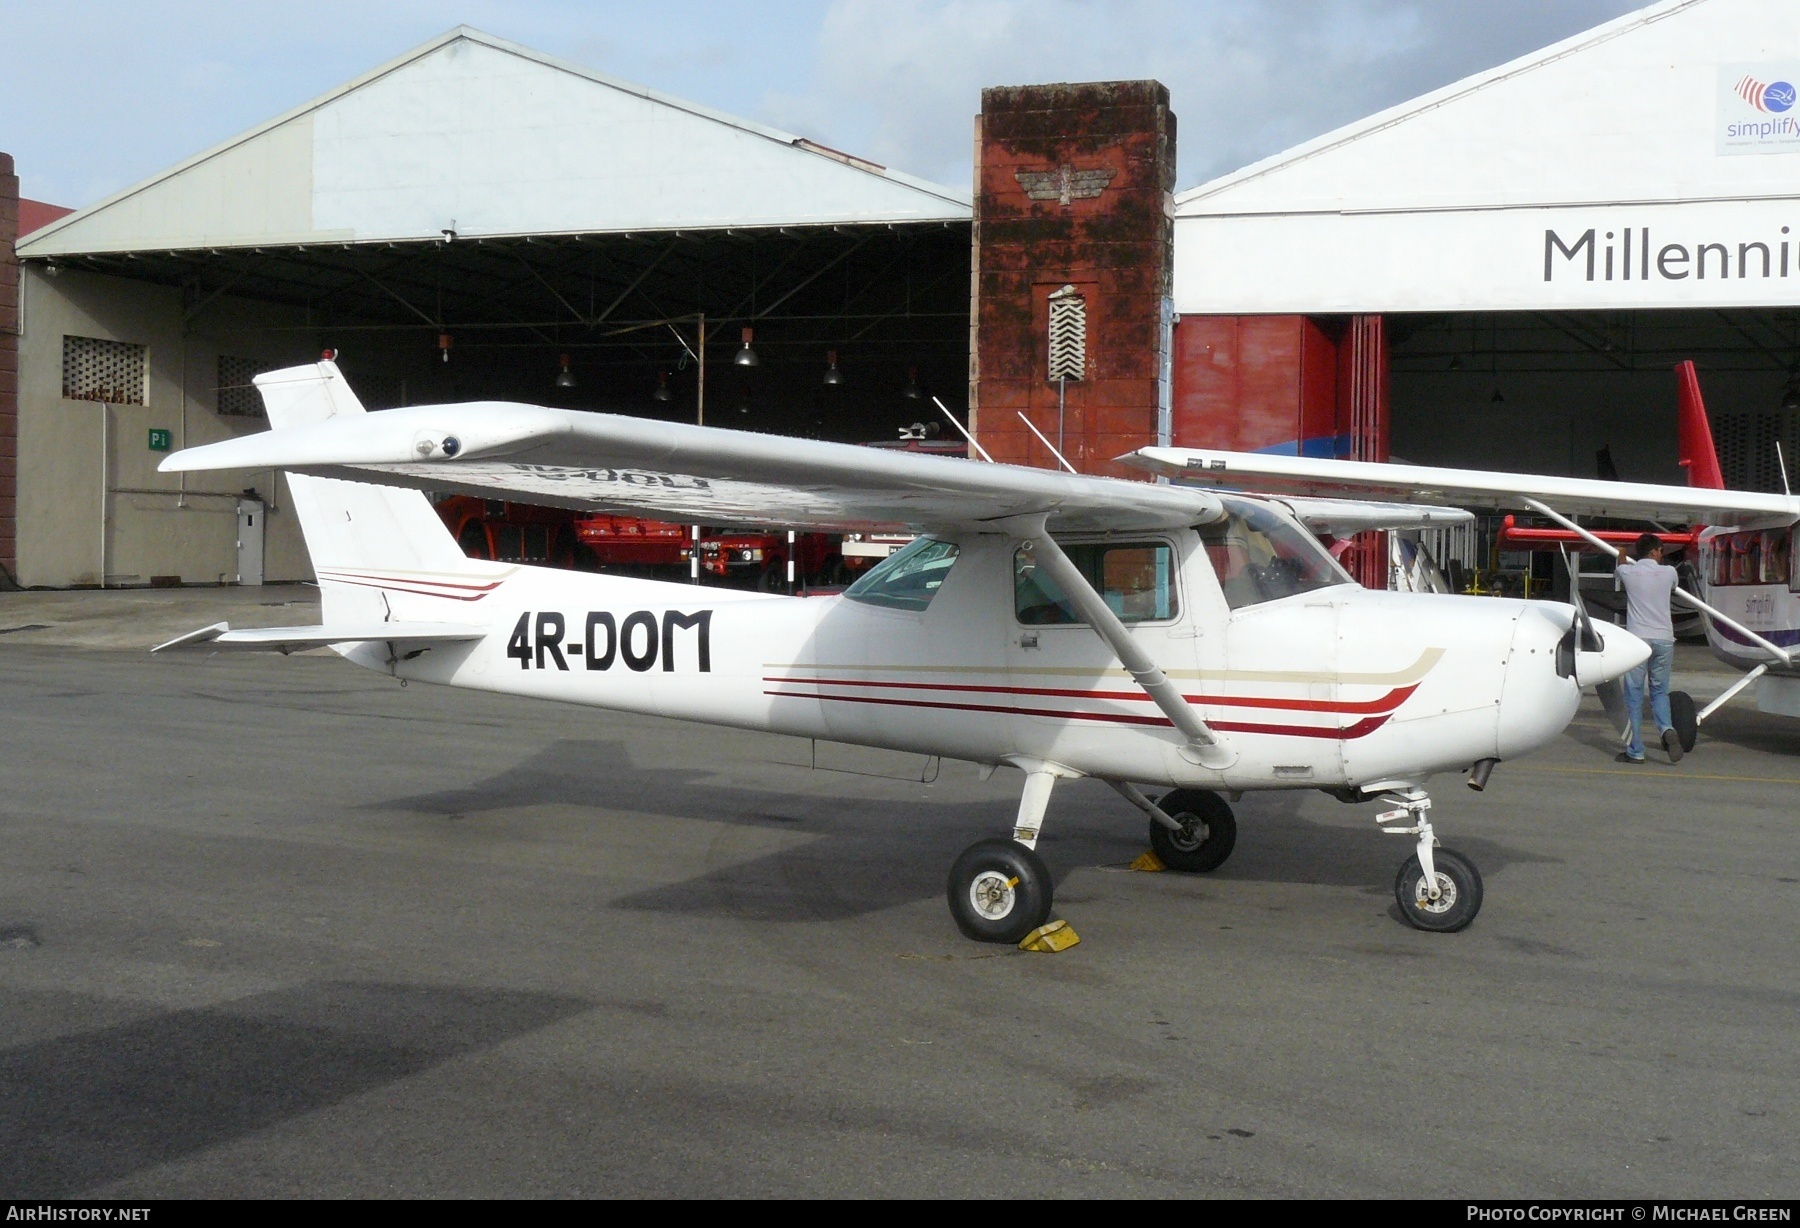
[1, 620, 1796, 1197]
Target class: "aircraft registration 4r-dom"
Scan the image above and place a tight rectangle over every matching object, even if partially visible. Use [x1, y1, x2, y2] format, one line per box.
[155, 361, 1649, 942]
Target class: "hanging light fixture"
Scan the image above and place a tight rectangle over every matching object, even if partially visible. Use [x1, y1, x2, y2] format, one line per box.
[736, 389, 752, 416]
[734, 326, 759, 367]
[903, 365, 922, 399]
[652, 370, 672, 402]
[437, 333, 453, 364]
[1491, 387, 1506, 403]
[823, 349, 842, 386]
[555, 354, 576, 388]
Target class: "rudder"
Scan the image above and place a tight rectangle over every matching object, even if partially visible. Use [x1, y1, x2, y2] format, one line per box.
[255, 361, 471, 577]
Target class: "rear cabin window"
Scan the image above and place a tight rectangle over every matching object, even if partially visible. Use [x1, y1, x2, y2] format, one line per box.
[1013, 541, 1178, 625]
[843, 536, 960, 611]
[1704, 527, 1796, 588]
[1198, 497, 1352, 609]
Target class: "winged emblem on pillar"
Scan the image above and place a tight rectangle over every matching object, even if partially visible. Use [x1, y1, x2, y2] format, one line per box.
[1014, 165, 1116, 206]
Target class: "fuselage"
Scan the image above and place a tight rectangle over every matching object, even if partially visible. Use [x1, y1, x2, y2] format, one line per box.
[1695, 522, 1800, 672]
[330, 525, 1630, 793]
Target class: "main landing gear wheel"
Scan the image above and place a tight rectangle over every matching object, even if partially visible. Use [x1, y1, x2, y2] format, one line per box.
[947, 838, 1054, 943]
[1148, 789, 1237, 872]
[1670, 690, 1698, 754]
[1394, 848, 1483, 933]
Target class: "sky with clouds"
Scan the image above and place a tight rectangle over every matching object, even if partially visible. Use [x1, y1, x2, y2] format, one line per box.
[1, 0, 1648, 208]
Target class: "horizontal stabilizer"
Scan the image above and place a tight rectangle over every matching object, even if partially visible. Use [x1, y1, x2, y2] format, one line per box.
[152, 621, 487, 655]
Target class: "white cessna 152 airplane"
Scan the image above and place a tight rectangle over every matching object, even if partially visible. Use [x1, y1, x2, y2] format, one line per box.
[155, 361, 1651, 942]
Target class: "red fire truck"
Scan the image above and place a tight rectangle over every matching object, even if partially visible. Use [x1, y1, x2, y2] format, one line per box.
[572, 514, 692, 576]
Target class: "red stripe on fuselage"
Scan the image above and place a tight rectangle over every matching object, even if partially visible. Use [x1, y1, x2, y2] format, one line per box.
[763, 689, 1393, 740]
[763, 675, 1417, 716]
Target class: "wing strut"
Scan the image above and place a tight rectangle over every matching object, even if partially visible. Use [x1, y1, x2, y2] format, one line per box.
[1011, 517, 1235, 770]
[1520, 498, 1794, 667]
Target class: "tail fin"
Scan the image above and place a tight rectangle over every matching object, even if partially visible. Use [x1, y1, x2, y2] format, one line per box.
[253, 362, 471, 579]
[1674, 360, 1725, 490]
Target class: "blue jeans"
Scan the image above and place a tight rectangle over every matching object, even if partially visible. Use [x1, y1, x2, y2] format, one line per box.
[1622, 639, 1675, 759]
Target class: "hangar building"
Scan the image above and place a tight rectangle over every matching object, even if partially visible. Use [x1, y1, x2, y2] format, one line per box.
[3, 28, 970, 588]
[1168, 0, 1800, 495]
[5, 0, 1795, 592]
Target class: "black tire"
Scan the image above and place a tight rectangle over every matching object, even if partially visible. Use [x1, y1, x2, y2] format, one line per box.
[1148, 789, 1237, 872]
[1670, 690, 1698, 753]
[946, 838, 1054, 943]
[756, 563, 788, 594]
[1394, 847, 1483, 933]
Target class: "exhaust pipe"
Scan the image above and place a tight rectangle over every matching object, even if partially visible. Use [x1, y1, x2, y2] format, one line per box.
[1467, 758, 1498, 792]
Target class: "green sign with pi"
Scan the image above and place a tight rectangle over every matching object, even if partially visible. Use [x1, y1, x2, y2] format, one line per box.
[148, 428, 171, 452]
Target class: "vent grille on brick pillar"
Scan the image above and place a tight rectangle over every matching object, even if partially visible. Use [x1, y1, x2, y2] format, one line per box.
[216, 355, 274, 418]
[1047, 285, 1087, 382]
[61, 335, 146, 405]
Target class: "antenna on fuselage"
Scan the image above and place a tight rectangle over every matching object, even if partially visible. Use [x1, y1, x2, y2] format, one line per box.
[931, 397, 995, 463]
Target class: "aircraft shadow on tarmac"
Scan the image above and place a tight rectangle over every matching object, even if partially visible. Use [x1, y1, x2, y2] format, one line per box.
[369, 740, 1552, 924]
[0, 981, 588, 1198]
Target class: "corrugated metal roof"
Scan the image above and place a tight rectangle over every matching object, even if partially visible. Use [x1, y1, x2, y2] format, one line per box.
[20, 26, 971, 259]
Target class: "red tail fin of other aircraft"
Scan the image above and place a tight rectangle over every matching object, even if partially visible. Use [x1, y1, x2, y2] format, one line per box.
[1674, 360, 1725, 490]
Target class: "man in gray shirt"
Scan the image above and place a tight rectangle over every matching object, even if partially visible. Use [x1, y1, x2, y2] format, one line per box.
[1615, 532, 1682, 764]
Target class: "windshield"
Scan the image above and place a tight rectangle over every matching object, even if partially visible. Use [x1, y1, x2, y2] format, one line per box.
[1199, 497, 1352, 609]
[843, 536, 960, 611]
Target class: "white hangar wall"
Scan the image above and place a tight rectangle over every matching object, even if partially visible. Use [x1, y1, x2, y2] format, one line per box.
[1171, 0, 1800, 491]
[16, 267, 316, 588]
[1173, 0, 1800, 316]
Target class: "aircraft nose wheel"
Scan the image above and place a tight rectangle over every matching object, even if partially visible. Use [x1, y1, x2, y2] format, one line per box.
[1394, 848, 1483, 932]
[947, 838, 1054, 943]
[1148, 789, 1238, 872]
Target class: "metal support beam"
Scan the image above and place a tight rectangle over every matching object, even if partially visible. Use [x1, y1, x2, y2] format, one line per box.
[1106, 779, 1184, 832]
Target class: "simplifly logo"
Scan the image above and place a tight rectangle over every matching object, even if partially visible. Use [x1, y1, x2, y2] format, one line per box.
[1719, 63, 1800, 155]
[1735, 74, 1796, 113]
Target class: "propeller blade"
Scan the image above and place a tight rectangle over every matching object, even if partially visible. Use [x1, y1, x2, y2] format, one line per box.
[1595, 678, 1631, 738]
[1560, 546, 1603, 653]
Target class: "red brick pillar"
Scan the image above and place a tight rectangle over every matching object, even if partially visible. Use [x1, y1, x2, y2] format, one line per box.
[0, 153, 17, 587]
[971, 82, 1175, 479]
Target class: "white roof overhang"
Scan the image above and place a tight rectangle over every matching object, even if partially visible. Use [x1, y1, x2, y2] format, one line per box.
[1172, 0, 1800, 315]
[19, 27, 970, 261]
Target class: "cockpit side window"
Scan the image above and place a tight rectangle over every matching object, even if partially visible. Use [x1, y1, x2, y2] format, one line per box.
[1014, 541, 1179, 625]
[843, 536, 960, 611]
[1198, 497, 1353, 609]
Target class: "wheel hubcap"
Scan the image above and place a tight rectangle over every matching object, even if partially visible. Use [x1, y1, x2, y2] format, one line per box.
[1412, 872, 1458, 914]
[1169, 815, 1208, 852]
[968, 870, 1017, 920]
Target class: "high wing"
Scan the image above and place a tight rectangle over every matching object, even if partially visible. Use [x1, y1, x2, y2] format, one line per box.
[1125, 447, 1800, 526]
[153, 621, 487, 654]
[160, 363, 1223, 534]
